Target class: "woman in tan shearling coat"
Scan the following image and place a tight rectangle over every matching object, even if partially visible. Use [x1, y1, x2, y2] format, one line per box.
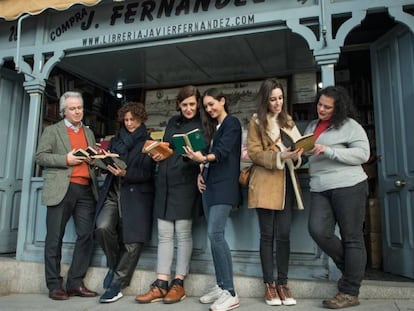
[247, 78, 304, 307]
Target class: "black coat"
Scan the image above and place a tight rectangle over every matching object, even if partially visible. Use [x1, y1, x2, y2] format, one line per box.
[95, 125, 155, 244]
[153, 114, 205, 220]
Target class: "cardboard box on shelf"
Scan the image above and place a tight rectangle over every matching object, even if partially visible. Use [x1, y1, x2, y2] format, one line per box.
[366, 198, 381, 233]
[365, 232, 382, 269]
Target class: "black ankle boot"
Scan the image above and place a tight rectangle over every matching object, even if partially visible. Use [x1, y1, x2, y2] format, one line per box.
[170, 278, 184, 287]
[154, 279, 168, 291]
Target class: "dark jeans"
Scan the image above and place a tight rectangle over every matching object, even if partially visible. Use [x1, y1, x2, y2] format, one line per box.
[44, 183, 96, 291]
[95, 194, 143, 289]
[308, 180, 368, 296]
[256, 176, 293, 285]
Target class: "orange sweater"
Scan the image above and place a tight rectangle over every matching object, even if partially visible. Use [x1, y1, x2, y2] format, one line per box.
[67, 127, 91, 185]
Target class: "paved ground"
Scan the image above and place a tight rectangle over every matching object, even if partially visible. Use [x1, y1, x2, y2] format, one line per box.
[0, 294, 413, 311]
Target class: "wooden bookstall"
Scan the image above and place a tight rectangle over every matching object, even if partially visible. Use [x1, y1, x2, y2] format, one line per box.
[41, 69, 120, 140]
[336, 50, 381, 269]
[37, 69, 121, 177]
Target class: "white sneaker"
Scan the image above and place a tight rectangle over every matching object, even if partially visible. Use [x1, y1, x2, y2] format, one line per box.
[99, 284, 123, 303]
[209, 290, 240, 311]
[200, 285, 224, 304]
[264, 283, 281, 306]
[276, 284, 297, 306]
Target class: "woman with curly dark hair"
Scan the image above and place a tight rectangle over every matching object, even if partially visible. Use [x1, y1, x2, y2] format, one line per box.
[95, 101, 155, 303]
[305, 86, 370, 309]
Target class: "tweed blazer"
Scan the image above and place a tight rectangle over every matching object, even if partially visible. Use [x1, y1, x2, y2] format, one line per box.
[35, 120, 98, 206]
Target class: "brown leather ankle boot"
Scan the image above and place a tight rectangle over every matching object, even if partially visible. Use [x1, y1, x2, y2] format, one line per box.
[135, 279, 168, 303]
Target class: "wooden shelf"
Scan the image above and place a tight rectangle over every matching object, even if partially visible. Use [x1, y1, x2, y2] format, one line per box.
[41, 70, 120, 139]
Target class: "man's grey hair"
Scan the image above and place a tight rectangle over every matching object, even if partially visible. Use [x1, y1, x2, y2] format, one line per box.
[59, 91, 84, 118]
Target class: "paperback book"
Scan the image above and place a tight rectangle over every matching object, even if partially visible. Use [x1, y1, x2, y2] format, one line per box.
[280, 128, 315, 152]
[142, 140, 173, 159]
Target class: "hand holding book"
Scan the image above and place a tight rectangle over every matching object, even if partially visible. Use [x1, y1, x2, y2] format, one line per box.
[71, 145, 101, 165]
[105, 161, 127, 177]
[142, 140, 173, 160]
[72, 146, 100, 157]
[172, 128, 206, 155]
[280, 128, 315, 153]
[90, 149, 120, 167]
[73, 144, 126, 170]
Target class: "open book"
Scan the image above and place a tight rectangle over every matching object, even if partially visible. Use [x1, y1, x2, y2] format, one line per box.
[73, 146, 99, 157]
[90, 150, 120, 167]
[172, 128, 206, 155]
[142, 140, 173, 159]
[280, 128, 315, 152]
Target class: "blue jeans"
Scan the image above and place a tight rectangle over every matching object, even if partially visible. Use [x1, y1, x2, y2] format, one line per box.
[308, 180, 368, 296]
[203, 200, 234, 292]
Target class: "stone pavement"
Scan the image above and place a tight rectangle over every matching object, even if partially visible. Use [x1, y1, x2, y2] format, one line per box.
[0, 257, 413, 310]
[0, 294, 413, 311]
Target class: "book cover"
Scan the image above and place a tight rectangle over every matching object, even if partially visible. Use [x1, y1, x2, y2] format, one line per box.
[280, 128, 315, 152]
[98, 140, 110, 151]
[142, 140, 173, 159]
[172, 128, 206, 155]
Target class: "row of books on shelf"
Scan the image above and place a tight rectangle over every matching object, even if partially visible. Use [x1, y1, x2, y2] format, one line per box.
[357, 109, 375, 125]
[47, 74, 96, 99]
[45, 101, 59, 120]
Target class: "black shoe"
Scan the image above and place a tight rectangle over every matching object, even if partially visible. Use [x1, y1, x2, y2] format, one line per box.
[49, 288, 69, 300]
[66, 285, 98, 297]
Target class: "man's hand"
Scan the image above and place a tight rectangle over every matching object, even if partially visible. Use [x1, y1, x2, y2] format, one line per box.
[68, 149, 88, 166]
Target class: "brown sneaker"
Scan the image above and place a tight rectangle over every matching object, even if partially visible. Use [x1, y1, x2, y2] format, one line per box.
[135, 280, 168, 303]
[276, 284, 296, 306]
[323, 292, 360, 309]
[163, 279, 186, 304]
[264, 282, 281, 306]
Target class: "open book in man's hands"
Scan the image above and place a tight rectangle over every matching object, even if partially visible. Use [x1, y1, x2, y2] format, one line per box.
[73, 146, 99, 157]
[280, 128, 315, 152]
[172, 128, 206, 155]
[142, 140, 173, 159]
[90, 150, 120, 167]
